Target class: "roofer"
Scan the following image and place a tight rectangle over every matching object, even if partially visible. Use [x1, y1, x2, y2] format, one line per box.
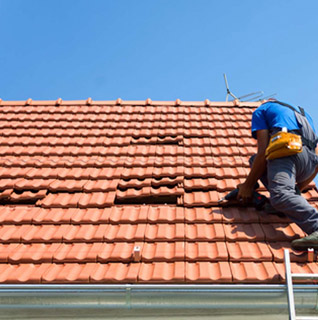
[237, 99, 318, 250]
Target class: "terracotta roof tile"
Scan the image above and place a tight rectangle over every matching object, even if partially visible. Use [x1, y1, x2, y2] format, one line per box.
[185, 262, 232, 283]
[142, 242, 184, 261]
[138, 262, 184, 283]
[185, 242, 228, 261]
[226, 242, 272, 261]
[183, 191, 220, 207]
[185, 223, 225, 241]
[261, 223, 305, 242]
[230, 262, 281, 283]
[184, 207, 223, 222]
[224, 223, 265, 241]
[0, 100, 317, 284]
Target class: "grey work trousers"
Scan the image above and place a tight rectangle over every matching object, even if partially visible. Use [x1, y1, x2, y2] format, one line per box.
[250, 147, 318, 234]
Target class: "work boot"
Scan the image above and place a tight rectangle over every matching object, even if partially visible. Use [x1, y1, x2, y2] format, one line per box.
[291, 231, 318, 251]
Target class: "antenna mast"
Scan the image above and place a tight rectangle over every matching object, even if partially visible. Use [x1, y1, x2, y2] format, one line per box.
[224, 74, 238, 102]
[223, 73, 273, 102]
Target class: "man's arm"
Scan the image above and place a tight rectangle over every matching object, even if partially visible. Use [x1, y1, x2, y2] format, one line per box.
[237, 129, 269, 201]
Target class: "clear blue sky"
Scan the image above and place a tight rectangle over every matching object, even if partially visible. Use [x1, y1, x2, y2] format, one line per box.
[1, 0, 318, 110]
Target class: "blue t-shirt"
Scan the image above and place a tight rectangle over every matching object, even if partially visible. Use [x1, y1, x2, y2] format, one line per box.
[251, 101, 316, 139]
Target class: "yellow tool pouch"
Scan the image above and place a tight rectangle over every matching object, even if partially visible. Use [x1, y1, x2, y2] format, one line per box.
[265, 128, 303, 160]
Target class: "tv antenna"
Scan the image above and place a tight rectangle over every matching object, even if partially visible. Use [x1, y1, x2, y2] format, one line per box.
[223, 73, 276, 102]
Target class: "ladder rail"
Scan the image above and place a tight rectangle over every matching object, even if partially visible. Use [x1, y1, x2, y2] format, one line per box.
[284, 249, 318, 320]
[284, 249, 296, 320]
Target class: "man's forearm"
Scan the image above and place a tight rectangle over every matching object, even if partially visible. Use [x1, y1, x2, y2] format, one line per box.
[244, 153, 267, 188]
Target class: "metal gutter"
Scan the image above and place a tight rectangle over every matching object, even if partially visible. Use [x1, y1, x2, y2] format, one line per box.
[0, 284, 317, 314]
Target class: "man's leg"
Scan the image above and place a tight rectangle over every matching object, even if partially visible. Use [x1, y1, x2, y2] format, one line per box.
[268, 155, 318, 235]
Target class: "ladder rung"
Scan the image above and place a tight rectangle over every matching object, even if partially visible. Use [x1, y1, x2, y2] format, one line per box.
[292, 273, 318, 280]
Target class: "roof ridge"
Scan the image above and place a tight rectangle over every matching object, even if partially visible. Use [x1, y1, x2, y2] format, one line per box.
[0, 98, 261, 108]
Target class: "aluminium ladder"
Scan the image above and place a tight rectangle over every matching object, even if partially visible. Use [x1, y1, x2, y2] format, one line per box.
[284, 248, 318, 320]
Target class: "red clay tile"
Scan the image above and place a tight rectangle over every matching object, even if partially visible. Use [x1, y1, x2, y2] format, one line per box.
[186, 262, 232, 283]
[184, 178, 217, 190]
[183, 191, 220, 207]
[227, 242, 272, 261]
[215, 178, 245, 191]
[183, 156, 213, 167]
[258, 211, 291, 224]
[41, 263, 94, 283]
[215, 167, 249, 178]
[156, 145, 183, 156]
[152, 166, 184, 177]
[211, 146, 240, 157]
[261, 223, 306, 241]
[10, 189, 47, 202]
[184, 167, 215, 178]
[105, 224, 146, 242]
[96, 242, 142, 262]
[151, 176, 183, 187]
[118, 178, 152, 189]
[267, 242, 309, 263]
[49, 180, 88, 192]
[213, 156, 247, 168]
[14, 178, 54, 191]
[303, 189, 318, 200]
[40, 193, 81, 208]
[0, 189, 13, 200]
[78, 192, 116, 208]
[185, 242, 228, 261]
[274, 262, 318, 283]
[109, 206, 148, 223]
[138, 262, 185, 283]
[222, 207, 260, 223]
[184, 207, 223, 222]
[224, 223, 265, 241]
[116, 187, 151, 200]
[147, 206, 184, 223]
[142, 242, 184, 261]
[183, 138, 211, 146]
[70, 208, 111, 224]
[230, 262, 281, 283]
[90, 263, 140, 283]
[122, 167, 153, 179]
[185, 223, 225, 241]
[145, 224, 184, 241]
[82, 179, 119, 192]
[8, 243, 60, 263]
[184, 146, 212, 156]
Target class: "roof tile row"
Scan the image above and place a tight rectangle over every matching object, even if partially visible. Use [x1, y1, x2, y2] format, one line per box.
[0, 206, 291, 224]
[0, 222, 304, 243]
[0, 261, 316, 284]
[0, 241, 311, 264]
[1, 126, 252, 136]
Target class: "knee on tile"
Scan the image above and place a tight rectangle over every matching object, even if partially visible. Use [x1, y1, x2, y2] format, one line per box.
[269, 188, 293, 211]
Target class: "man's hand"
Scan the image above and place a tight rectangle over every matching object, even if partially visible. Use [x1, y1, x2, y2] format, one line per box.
[237, 183, 254, 203]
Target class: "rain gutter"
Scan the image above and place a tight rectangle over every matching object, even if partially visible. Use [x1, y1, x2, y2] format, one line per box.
[0, 284, 317, 316]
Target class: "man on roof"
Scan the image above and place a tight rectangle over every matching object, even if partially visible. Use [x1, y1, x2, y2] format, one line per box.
[237, 98, 318, 250]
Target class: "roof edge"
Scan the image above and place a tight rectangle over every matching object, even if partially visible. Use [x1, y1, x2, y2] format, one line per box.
[0, 98, 262, 108]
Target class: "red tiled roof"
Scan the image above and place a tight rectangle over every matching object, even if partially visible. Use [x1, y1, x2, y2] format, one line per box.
[0, 98, 317, 284]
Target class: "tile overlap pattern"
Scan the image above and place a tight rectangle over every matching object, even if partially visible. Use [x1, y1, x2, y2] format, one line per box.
[0, 99, 317, 283]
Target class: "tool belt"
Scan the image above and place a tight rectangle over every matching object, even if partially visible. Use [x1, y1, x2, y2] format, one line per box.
[265, 128, 303, 160]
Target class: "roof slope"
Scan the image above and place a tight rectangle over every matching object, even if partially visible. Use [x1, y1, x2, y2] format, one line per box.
[0, 98, 317, 284]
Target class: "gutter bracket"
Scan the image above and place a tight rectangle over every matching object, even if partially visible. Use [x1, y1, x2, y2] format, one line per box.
[126, 285, 132, 309]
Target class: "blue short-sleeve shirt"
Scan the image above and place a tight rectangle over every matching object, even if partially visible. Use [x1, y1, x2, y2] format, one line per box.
[251, 101, 316, 139]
